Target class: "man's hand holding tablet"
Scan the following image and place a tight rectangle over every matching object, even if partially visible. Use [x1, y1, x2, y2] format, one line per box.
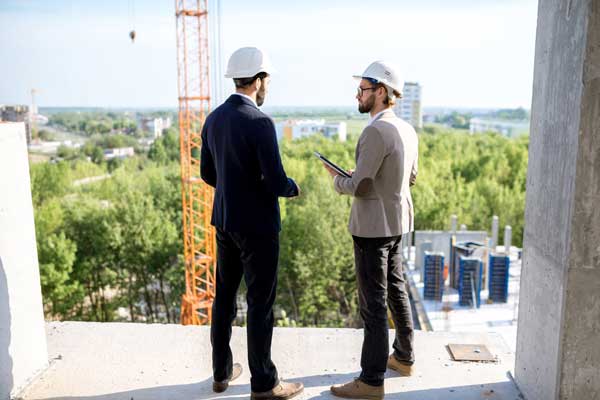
[314, 151, 352, 178]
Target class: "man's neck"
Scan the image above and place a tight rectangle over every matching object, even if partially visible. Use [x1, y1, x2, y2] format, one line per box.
[369, 104, 391, 118]
[236, 89, 257, 104]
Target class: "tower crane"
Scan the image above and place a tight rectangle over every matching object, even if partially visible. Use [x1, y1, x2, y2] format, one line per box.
[175, 0, 216, 325]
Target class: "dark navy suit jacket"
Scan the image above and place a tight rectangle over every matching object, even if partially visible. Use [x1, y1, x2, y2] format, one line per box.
[200, 94, 298, 234]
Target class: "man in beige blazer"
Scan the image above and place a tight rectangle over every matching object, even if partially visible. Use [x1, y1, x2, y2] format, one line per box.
[323, 61, 419, 400]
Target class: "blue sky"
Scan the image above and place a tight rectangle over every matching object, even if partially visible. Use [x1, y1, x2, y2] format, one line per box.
[0, 0, 539, 109]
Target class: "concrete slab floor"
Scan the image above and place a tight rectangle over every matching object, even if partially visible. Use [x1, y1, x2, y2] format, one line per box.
[20, 322, 522, 400]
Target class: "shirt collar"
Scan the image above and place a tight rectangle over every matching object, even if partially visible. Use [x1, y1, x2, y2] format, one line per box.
[367, 109, 389, 126]
[233, 92, 258, 108]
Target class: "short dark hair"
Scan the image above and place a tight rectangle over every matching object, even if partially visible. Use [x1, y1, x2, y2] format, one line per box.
[233, 72, 268, 89]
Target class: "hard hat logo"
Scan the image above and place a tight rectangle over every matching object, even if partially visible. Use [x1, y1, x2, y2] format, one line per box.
[225, 47, 275, 79]
[353, 61, 404, 98]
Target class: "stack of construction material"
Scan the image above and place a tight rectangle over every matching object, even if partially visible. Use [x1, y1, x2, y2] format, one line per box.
[423, 252, 444, 301]
[458, 256, 483, 307]
[450, 242, 484, 289]
[488, 254, 510, 303]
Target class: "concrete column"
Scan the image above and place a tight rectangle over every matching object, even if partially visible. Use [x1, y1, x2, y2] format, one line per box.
[0, 123, 48, 399]
[503, 226, 512, 255]
[450, 215, 458, 232]
[491, 215, 499, 249]
[515, 1, 600, 399]
[418, 241, 433, 282]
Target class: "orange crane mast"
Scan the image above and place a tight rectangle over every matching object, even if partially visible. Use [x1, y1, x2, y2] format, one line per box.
[175, 0, 216, 325]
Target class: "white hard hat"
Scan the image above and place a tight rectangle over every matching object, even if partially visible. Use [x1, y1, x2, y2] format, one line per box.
[353, 61, 404, 97]
[224, 47, 275, 79]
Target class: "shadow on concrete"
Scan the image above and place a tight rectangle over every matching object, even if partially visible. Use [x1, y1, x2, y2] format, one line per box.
[29, 377, 243, 400]
[304, 372, 520, 399]
[0, 257, 14, 399]
[28, 371, 358, 400]
[311, 381, 520, 400]
[23, 370, 519, 400]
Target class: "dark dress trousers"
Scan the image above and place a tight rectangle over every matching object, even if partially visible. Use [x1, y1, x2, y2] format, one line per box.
[200, 94, 297, 392]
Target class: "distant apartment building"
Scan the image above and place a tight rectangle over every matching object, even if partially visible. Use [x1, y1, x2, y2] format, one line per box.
[0, 105, 31, 143]
[104, 147, 135, 160]
[394, 82, 423, 130]
[138, 117, 172, 139]
[469, 118, 529, 138]
[275, 120, 347, 142]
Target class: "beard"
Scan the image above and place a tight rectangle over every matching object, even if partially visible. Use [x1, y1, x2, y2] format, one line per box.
[358, 93, 375, 113]
[256, 85, 266, 107]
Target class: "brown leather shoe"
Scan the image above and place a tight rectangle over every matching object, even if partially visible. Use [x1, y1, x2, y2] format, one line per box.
[251, 380, 304, 400]
[330, 378, 384, 400]
[387, 354, 413, 376]
[213, 363, 243, 393]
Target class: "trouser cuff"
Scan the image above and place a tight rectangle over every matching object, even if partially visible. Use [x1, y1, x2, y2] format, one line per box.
[359, 374, 384, 387]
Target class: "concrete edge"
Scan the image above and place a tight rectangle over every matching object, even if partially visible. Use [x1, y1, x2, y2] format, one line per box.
[11, 359, 52, 400]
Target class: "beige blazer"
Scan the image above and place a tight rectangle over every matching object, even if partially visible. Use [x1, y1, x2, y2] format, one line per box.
[334, 109, 419, 238]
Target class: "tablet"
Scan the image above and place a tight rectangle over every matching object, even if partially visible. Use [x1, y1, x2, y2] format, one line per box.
[314, 151, 352, 178]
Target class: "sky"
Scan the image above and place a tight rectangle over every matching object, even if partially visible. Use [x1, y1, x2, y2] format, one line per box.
[0, 0, 539, 109]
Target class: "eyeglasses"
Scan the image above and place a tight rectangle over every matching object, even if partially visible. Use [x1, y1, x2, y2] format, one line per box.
[357, 86, 378, 97]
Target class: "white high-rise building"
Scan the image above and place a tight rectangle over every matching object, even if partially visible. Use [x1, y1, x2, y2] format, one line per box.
[394, 82, 423, 130]
[138, 117, 172, 139]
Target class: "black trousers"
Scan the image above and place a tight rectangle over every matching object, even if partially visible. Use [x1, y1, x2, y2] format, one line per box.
[353, 235, 415, 387]
[211, 227, 279, 393]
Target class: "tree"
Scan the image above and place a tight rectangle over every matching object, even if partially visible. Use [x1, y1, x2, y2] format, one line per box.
[97, 121, 112, 134]
[38, 129, 55, 141]
[37, 232, 83, 318]
[34, 198, 82, 320]
[161, 129, 181, 162]
[91, 146, 105, 164]
[57, 145, 78, 160]
[30, 161, 71, 206]
[276, 136, 358, 326]
[279, 170, 357, 326]
[148, 140, 168, 164]
[28, 117, 528, 327]
[63, 198, 120, 321]
[492, 107, 529, 121]
[110, 190, 180, 322]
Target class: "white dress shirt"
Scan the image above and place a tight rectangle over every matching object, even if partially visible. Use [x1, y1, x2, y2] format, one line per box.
[367, 109, 388, 126]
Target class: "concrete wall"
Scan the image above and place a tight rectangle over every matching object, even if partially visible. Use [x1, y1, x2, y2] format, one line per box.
[0, 123, 48, 399]
[515, 1, 600, 399]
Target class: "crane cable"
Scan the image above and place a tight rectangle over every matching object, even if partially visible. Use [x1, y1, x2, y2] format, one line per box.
[128, 0, 136, 43]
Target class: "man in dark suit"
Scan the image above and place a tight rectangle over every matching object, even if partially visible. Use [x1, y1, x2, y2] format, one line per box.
[201, 47, 304, 400]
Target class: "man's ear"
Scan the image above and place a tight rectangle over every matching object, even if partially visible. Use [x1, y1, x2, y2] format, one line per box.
[255, 78, 262, 91]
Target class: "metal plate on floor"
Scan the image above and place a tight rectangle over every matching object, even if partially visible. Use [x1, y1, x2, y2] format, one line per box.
[447, 343, 495, 362]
